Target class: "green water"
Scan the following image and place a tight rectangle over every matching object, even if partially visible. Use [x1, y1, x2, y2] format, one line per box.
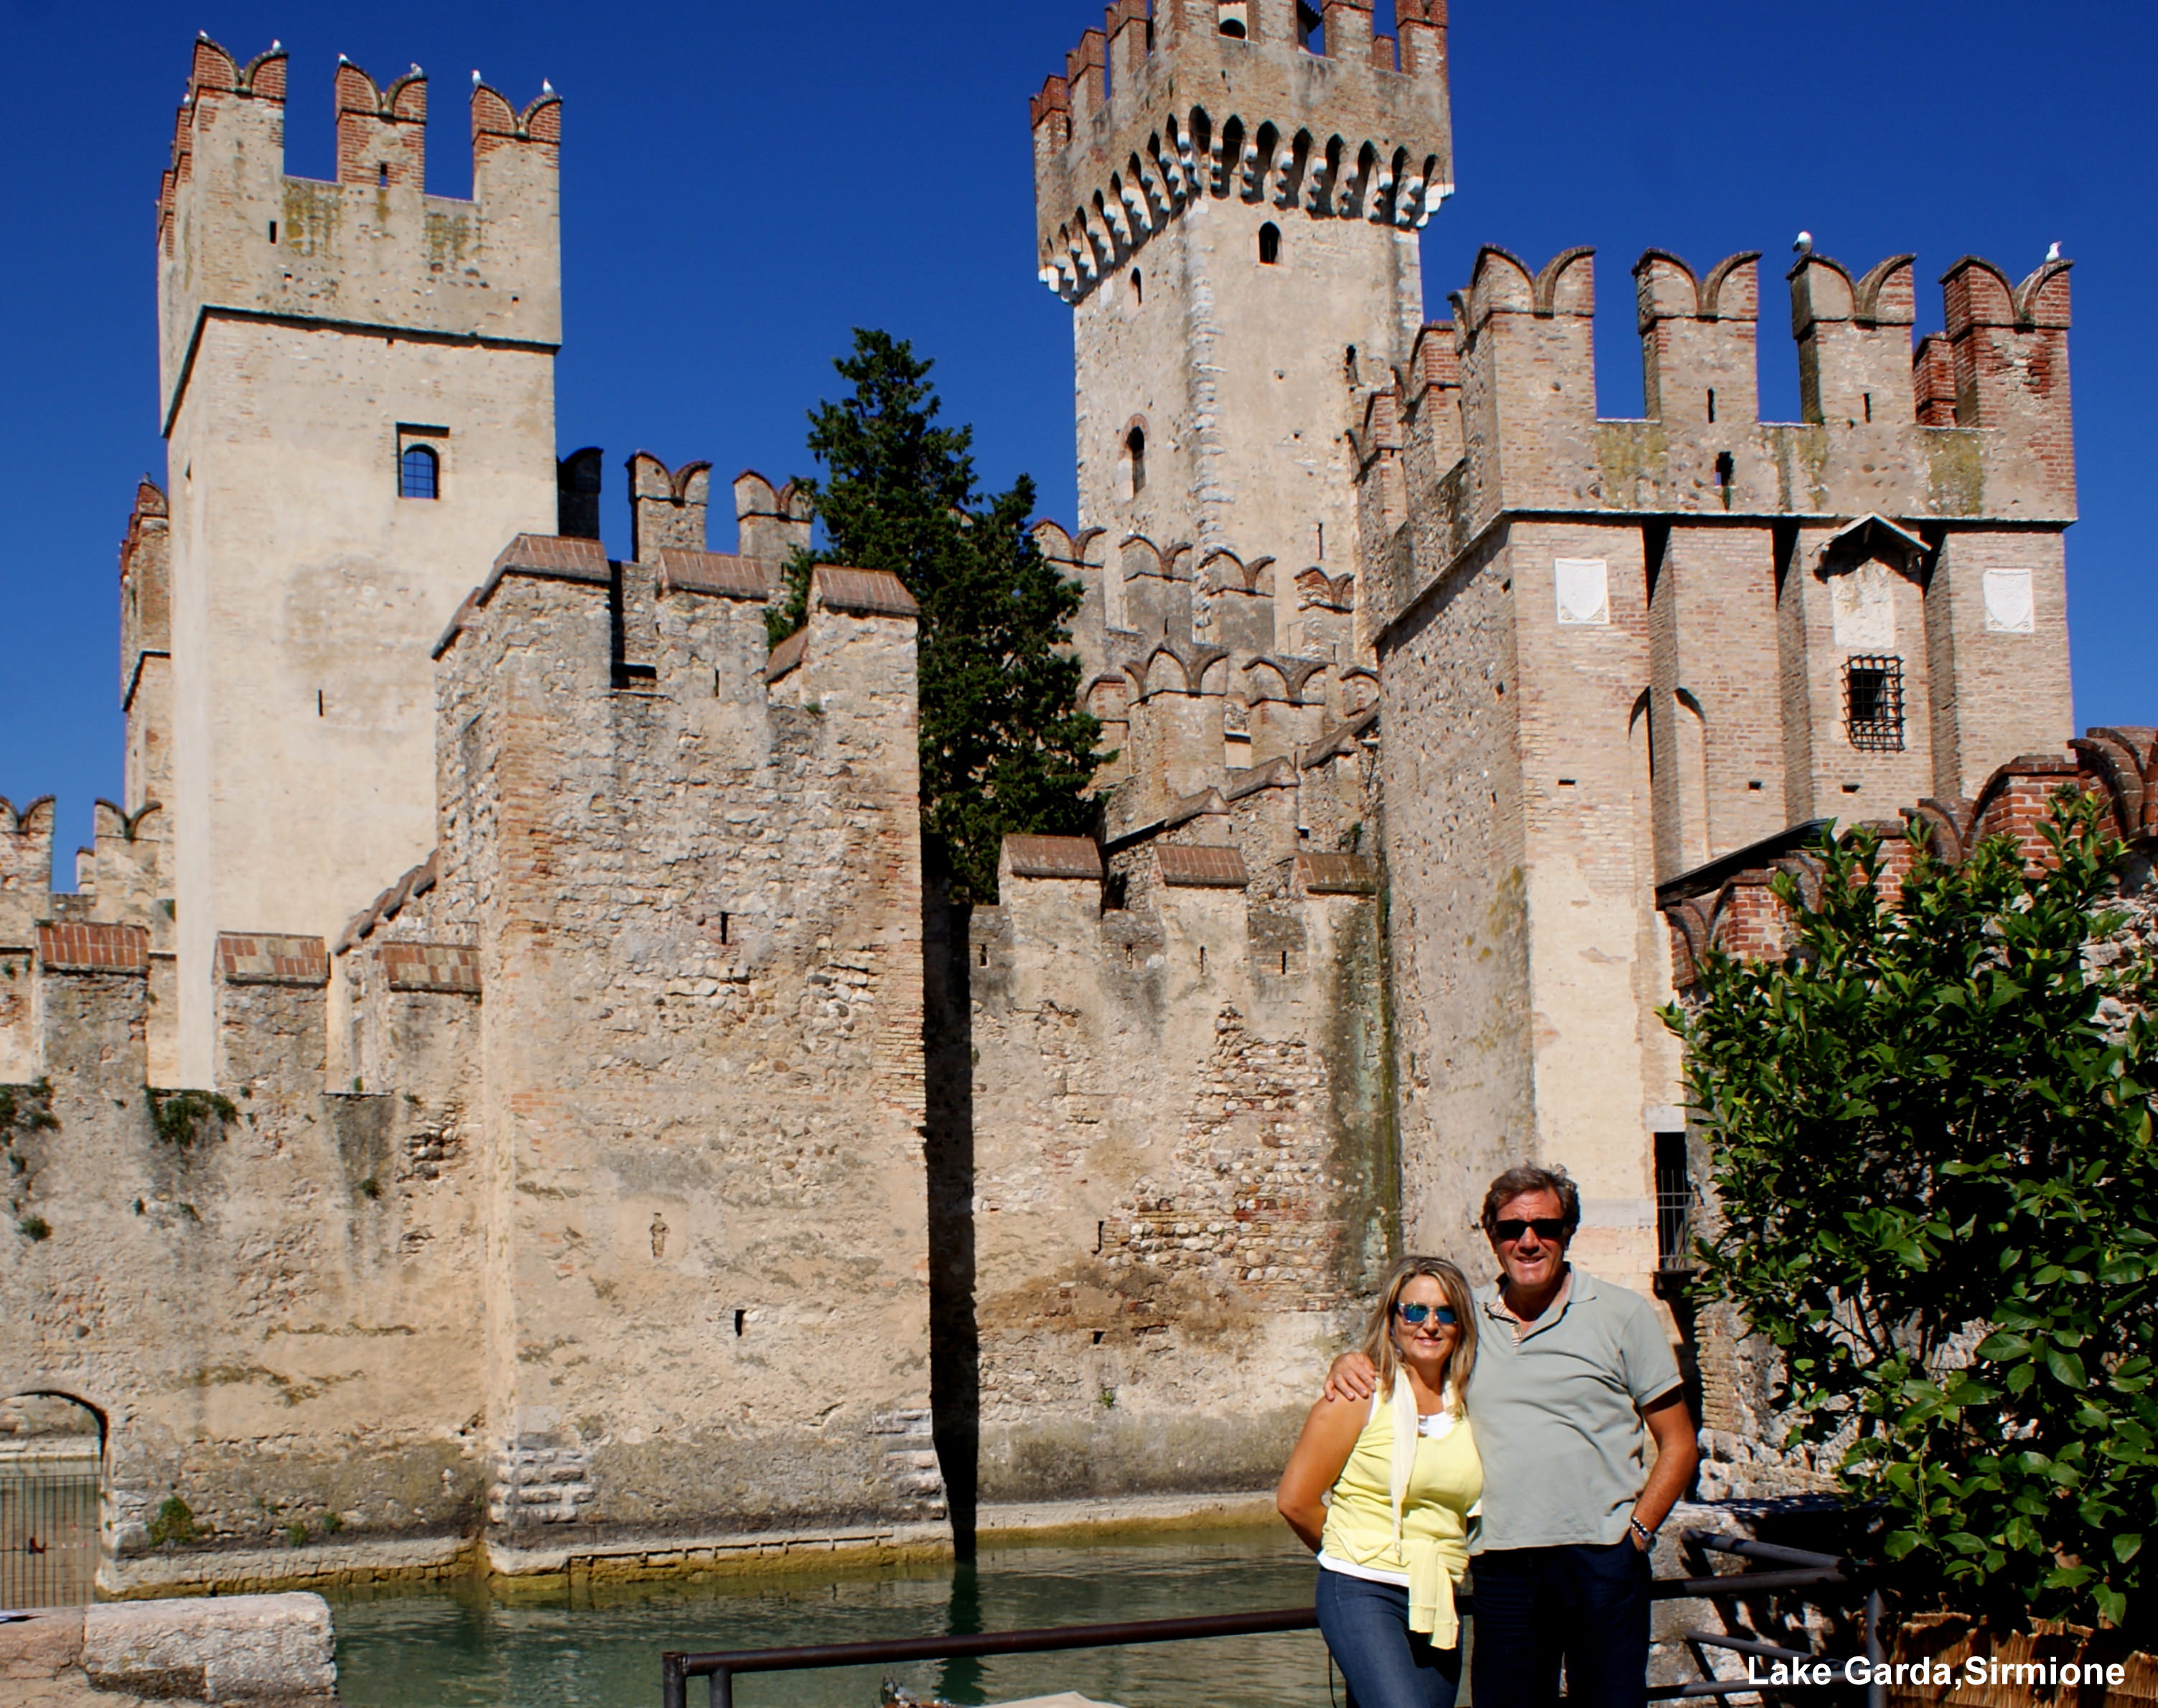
[330, 1527, 1337, 1708]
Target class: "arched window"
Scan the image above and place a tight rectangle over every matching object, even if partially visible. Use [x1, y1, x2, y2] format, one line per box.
[1126, 426, 1147, 498]
[399, 444, 439, 500]
[1258, 222, 1281, 265]
[1217, 1, 1248, 37]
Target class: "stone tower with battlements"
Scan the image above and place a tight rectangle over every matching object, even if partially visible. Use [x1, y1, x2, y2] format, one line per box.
[1355, 242, 2078, 1297]
[156, 39, 564, 1080]
[1030, 0, 1451, 657]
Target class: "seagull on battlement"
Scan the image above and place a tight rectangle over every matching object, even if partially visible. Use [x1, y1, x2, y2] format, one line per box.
[2046, 241, 2062, 262]
[1793, 231, 1813, 256]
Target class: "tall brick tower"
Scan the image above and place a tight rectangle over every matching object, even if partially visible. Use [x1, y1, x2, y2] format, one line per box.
[1029, 0, 1451, 653]
[156, 39, 563, 1081]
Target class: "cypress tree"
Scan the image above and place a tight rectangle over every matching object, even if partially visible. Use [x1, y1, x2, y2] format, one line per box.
[772, 330, 1104, 900]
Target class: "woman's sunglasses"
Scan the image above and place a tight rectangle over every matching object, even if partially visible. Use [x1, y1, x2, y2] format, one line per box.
[1393, 1302, 1457, 1327]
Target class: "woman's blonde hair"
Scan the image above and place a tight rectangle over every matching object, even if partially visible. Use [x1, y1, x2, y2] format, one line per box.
[1359, 1256, 1477, 1412]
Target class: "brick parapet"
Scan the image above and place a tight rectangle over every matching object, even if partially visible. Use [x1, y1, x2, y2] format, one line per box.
[1658, 730, 2155, 989]
[1362, 243, 2077, 645]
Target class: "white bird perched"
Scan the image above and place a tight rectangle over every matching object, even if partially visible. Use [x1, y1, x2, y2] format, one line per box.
[1793, 230, 1814, 256]
[2046, 241, 2062, 262]
[411, 63, 422, 76]
[541, 79, 555, 95]
[472, 69, 484, 86]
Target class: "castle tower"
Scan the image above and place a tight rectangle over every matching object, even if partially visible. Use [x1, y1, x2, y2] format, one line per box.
[1029, 0, 1452, 654]
[1358, 242, 2075, 1289]
[155, 39, 563, 1081]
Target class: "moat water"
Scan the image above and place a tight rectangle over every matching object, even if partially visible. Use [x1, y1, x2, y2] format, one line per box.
[330, 1526, 1334, 1708]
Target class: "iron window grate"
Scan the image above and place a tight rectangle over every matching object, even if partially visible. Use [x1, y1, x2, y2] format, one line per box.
[1844, 654, 1905, 751]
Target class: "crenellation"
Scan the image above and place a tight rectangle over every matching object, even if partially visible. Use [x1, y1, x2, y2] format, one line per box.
[332, 60, 427, 191]
[627, 452, 712, 559]
[0, 798, 56, 951]
[1635, 250, 1761, 428]
[556, 447, 604, 539]
[1789, 252, 1917, 428]
[733, 470, 813, 569]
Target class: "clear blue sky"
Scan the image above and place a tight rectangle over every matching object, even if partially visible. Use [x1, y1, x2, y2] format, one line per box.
[1, 0, 2149, 867]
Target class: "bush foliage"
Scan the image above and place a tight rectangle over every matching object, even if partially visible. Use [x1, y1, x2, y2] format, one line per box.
[1667, 790, 2157, 1629]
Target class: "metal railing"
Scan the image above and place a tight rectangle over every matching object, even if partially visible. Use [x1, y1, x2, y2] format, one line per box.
[661, 1531, 1872, 1708]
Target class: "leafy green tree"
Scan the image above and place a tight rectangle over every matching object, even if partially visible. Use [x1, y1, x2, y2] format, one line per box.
[771, 330, 1103, 900]
[1667, 790, 2157, 1629]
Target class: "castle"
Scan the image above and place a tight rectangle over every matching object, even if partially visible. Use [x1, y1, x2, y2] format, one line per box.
[0, 1, 2115, 1592]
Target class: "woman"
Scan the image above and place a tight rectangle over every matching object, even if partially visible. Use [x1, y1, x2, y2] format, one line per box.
[1276, 1256, 1481, 1708]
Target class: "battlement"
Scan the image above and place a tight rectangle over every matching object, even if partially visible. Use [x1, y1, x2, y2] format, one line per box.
[627, 452, 713, 559]
[0, 798, 56, 951]
[1359, 242, 2075, 637]
[1029, 0, 1451, 300]
[157, 37, 563, 427]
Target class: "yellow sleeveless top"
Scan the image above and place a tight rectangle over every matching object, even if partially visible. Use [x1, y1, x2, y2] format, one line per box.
[1317, 1381, 1482, 1648]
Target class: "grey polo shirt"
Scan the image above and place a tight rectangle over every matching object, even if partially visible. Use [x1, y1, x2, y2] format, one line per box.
[1464, 1266, 1683, 1552]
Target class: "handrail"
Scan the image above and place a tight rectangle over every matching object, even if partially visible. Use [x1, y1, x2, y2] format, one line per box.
[664, 1606, 1319, 1708]
[661, 1545, 1865, 1707]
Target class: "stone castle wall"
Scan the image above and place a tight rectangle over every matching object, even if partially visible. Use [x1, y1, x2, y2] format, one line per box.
[0, 454, 946, 1587]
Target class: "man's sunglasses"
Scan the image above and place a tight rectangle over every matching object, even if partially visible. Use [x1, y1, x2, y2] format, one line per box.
[1393, 1302, 1457, 1327]
[1491, 1217, 1570, 1243]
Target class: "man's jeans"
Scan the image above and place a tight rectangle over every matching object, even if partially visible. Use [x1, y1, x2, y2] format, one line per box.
[1469, 1539, 1652, 1708]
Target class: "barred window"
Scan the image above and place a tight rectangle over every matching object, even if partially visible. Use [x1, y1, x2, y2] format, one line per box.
[398, 444, 439, 501]
[1844, 654, 1904, 751]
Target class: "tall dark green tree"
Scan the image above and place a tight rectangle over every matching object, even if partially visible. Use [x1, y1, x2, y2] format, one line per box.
[771, 330, 1103, 900]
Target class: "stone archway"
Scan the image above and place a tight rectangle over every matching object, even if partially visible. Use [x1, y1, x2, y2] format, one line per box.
[0, 1391, 103, 1607]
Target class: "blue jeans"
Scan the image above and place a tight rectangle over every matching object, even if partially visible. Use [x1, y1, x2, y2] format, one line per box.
[1314, 1568, 1464, 1708]
[1468, 1539, 1653, 1708]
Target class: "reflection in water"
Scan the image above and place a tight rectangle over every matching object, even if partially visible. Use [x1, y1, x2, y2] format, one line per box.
[331, 1528, 1331, 1708]
[938, 1559, 985, 1705]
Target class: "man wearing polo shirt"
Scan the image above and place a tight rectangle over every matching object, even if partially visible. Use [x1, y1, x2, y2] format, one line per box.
[1327, 1165, 1698, 1708]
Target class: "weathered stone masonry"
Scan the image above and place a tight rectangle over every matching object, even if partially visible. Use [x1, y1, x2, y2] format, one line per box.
[0, 3, 2127, 1585]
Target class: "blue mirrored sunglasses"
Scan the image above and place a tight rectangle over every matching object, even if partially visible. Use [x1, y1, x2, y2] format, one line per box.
[1393, 1302, 1457, 1327]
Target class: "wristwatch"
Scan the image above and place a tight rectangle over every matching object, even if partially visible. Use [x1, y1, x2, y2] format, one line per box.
[1628, 1516, 1657, 1549]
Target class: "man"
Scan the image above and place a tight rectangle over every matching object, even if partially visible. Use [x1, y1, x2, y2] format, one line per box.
[1327, 1164, 1698, 1708]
